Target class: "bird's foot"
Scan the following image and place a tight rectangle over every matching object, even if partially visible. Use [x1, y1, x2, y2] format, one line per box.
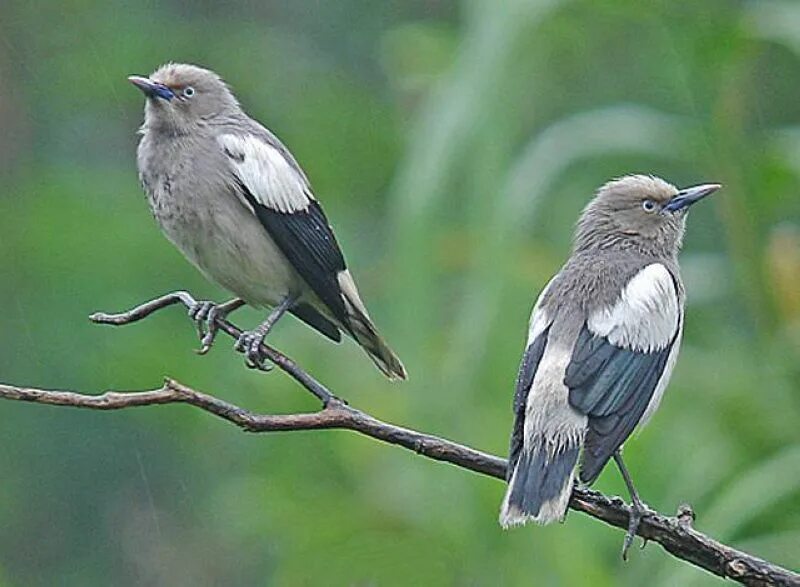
[234, 328, 273, 372]
[188, 300, 216, 350]
[188, 298, 245, 355]
[621, 497, 654, 561]
[232, 296, 294, 372]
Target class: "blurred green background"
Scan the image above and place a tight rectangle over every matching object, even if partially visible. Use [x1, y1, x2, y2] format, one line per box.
[1, 0, 799, 585]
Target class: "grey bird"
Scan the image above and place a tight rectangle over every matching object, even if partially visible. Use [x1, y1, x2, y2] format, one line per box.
[499, 175, 719, 555]
[128, 63, 407, 380]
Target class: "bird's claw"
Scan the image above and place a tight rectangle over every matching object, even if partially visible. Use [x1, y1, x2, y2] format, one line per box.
[234, 331, 273, 372]
[197, 329, 218, 355]
[188, 301, 222, 354]
[621, 500, 653, 561]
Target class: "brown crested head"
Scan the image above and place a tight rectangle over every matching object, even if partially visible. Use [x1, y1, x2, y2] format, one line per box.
[574, 174, 720, 257]
[128, 63, 240, 131]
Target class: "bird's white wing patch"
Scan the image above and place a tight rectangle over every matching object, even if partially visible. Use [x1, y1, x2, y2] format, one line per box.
[218, 134, 312, 213]
[587, 263, 679, 352]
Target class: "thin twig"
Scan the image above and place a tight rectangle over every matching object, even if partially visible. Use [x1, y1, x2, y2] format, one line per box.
[90, 292, 336, 405]
[0, 294, 793, 586]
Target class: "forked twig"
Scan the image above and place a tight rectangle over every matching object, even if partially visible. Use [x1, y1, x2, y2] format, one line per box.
[0, 293, 794, 586]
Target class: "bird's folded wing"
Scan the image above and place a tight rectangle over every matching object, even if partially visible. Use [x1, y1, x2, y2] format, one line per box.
[565, 263, 681, 483]
[218, 134, 350, 328]
[508, 279, 555, 479]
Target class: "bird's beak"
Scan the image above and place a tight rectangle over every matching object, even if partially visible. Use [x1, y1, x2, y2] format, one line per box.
[128, 75, 175, 101]
[663, 183, 721, 213]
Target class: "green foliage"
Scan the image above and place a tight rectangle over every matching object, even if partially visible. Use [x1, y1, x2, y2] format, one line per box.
[0, 0, 798, 584]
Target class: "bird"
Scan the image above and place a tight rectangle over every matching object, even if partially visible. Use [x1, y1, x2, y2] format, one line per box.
[499, 175, 719, 556]
[127, 63, 407, 380]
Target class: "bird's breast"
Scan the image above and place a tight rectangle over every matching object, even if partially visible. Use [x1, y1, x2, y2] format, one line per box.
[136, 135, 305, 306]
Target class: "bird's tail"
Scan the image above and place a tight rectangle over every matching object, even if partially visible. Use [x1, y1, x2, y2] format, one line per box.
[347, 308, 407, 381]
[337, 272, 407, 381]
[499, 437, 580, 528]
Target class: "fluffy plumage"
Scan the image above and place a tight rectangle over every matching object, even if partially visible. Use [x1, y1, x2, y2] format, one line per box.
[500, 174, 718, 528]
[130, 63, 406, 380]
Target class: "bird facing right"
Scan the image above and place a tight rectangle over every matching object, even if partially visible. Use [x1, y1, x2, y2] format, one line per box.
[499, 175, 720, 555]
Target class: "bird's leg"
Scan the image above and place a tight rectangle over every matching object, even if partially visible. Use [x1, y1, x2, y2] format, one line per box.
[613, 451, 653, 560]
[234, 295, 295, 371]
[189, 298, 247, 355]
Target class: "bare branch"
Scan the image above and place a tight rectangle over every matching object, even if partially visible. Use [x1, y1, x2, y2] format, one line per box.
[90, 291, 336, 405]
[0, 294, 793, 586]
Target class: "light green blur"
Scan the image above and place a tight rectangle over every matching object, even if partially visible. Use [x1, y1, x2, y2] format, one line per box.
[0, 1, 798, 585]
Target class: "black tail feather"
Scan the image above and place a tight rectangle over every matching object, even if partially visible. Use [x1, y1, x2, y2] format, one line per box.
[500, 440, 579, 527]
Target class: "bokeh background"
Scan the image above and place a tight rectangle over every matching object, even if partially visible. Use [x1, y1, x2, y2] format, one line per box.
[1, 0, 799, 585]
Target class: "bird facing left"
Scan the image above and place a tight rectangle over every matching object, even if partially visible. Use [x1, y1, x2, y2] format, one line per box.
[128, 63, 407, 380]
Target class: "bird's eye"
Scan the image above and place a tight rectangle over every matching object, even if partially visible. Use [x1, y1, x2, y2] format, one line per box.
[642, 199, 657, 213]
[183, 86, 195, 98]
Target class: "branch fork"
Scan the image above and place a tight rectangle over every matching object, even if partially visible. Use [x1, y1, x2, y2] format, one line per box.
[0, 292, 793, 586]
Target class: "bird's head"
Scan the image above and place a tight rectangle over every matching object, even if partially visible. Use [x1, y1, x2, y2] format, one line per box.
[574, 174, 720, 257]
[128, 63, 239, 132]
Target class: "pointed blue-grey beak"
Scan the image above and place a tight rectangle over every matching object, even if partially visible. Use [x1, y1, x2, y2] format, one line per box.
[663, 183, 721, 213]
[128, 75, 175, 101]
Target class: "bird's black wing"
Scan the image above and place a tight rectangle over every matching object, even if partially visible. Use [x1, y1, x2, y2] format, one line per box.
[241, 183, 352, 331]
[218, 133, 352, 334]
[508, 325, 550, 480]
[565, 325, 677, 483]
[563, 262, 682, 484]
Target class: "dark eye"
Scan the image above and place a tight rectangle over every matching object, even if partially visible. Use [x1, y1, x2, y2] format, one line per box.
[183, 86, 195, 98]
[642, 199, 657, 213]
